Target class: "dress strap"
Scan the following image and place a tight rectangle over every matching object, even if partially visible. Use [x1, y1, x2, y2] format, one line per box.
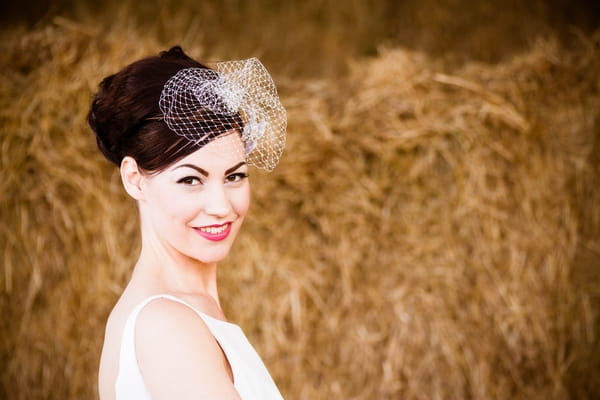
[116, 294, 242, 399]
[116, 295, 176, 399]
[115, 294, 283, 400]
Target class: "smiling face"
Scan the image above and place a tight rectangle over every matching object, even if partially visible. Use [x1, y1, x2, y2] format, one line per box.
[137, 133, 250, 265]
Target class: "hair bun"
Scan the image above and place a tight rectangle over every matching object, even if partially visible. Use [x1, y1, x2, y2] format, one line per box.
[88, 108, 120, 165]
[160, 46, 186, 60]
[88, 47, 207, 169]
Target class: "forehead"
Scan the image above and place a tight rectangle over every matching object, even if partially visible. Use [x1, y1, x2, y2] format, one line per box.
[175, 133, 247, 170]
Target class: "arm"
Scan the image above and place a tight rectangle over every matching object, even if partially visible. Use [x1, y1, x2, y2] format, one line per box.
[134, 298, 240, 400]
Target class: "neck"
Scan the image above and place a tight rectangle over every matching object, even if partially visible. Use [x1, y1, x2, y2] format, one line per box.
[131, 223, 221, 308]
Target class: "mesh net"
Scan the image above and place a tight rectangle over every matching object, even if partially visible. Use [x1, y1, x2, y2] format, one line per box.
[158, 58, 287, 171]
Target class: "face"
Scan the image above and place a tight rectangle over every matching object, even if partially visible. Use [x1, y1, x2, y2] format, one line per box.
[138, 133, 250, 264]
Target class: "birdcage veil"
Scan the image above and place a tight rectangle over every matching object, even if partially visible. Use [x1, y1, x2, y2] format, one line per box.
[158, 57, 286, 171]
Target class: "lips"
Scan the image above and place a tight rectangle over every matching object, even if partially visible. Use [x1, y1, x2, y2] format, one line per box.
[193, 222, 232, 242]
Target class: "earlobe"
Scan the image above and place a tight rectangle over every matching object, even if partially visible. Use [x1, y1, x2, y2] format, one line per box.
[120, 156, 144, 200]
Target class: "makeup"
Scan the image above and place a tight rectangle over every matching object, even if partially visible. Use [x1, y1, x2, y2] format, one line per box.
[193, 223, 232, 242]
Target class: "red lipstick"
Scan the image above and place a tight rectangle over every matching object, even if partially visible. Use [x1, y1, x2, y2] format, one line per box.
[193, 223, 232, 242]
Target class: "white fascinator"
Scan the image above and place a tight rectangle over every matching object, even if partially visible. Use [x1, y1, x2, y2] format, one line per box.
[158, 58, 286, 171]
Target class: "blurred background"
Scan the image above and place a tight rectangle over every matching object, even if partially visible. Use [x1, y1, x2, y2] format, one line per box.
[1, 1, 599, 399]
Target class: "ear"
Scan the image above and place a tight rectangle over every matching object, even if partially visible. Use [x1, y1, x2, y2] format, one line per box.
[120, 156, 145, 200]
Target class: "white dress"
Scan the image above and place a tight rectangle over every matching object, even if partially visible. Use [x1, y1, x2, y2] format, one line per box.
[115, 294, 284, 400]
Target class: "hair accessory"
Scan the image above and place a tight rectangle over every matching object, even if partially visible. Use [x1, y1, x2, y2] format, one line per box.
[159, 58, 286, 171]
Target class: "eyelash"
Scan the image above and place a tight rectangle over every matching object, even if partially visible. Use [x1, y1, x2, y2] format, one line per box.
[226, 172, 249, 183]
[177, 176, 202, 185]
[176, 173, 248, 186]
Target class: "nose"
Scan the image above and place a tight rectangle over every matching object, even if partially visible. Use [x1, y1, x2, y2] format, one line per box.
[203, 182, 232, 218]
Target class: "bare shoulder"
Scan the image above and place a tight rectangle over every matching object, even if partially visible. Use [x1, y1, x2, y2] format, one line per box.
[134, 298, 240, 400]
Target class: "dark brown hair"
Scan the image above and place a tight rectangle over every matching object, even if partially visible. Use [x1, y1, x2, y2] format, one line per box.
[88, 46, 217, 172]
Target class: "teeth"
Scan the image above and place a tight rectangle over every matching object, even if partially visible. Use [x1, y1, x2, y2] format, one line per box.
[200, 224, 228, 234]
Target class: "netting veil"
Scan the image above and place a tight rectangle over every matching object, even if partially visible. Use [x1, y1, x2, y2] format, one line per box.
[159, 58, 287, 171]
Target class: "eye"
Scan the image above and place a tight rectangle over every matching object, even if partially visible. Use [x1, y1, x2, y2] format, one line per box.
[177, 176, 202, 185]
[225, 172, 249, 184]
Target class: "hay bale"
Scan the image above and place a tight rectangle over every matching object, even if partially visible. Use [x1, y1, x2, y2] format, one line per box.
[1, 9, 598, 400]
[250, 34, 600, 399]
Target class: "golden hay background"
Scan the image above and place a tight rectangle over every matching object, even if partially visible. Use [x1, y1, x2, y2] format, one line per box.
[1, 1, 599, 399]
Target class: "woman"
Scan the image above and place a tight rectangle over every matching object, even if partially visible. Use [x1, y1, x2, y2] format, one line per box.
[88, 46, 286, 400]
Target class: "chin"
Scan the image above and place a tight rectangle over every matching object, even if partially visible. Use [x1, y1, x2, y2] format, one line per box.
[189, 247, 233, 265]
[188, 228, 241, 264]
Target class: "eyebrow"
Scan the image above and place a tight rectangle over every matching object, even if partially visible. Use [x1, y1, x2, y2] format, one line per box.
[174, 161, 247, 177]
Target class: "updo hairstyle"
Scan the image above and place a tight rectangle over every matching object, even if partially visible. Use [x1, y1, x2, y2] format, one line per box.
[88, 46, 214, 172]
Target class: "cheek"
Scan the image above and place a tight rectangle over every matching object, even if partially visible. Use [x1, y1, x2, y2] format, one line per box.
[152, 190, 197, 222]
[233, 186, 251, 217]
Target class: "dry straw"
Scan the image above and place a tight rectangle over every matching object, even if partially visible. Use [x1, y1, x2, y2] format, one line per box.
[1, 13, 599, 400]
